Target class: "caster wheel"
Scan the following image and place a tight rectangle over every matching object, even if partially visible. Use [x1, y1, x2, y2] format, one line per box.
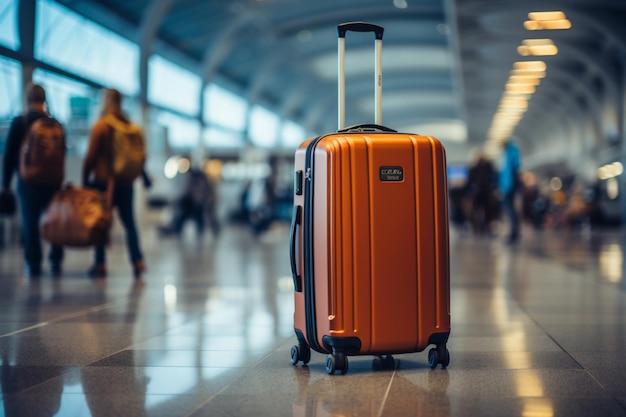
[338, 354, 349, 375]
[441, 348, 450, 368]
[326, 353, 349, 375]
[383, 355, 395, 369]
[290, 345, 299, 365]
[291, 344, 311, 366]
[373, 355, 394, 370]
[326, 354, 337, 375]
[300, 344, 311, 365]
[428, 348, 439, 369]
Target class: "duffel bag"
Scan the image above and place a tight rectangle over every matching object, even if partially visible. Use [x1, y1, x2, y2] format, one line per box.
[40, 184, 112, 247]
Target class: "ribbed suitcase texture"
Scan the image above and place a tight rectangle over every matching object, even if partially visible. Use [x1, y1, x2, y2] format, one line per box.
[289, 22, 450, 374]
[290, 132, 450, 374]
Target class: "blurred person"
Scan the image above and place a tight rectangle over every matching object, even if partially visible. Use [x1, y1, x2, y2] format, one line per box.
[466, 152, 497, 235]
[1, 83, 65, 278]
[204, 169, 221, 237]
[246, 158, 279, 237]
[563, 184, 589, 228]
[448, 184, 468, 229]
[82, 88, 147, 280]
[245, 176, 275, 236]
[585, 181, 605, 225]
[499, 138, 522, 244]
[523, 184, 549, 229]
[159, 156, 220, 238]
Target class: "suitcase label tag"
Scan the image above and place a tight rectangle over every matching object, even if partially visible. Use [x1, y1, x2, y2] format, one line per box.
[380, 166, 404, 182]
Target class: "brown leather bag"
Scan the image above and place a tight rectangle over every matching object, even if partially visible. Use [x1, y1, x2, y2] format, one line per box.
[40, 181, 113, 247]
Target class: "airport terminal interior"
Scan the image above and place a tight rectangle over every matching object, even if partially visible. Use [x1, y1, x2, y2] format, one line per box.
[0, 214, 625, 417]
[1, 0, 626, 416]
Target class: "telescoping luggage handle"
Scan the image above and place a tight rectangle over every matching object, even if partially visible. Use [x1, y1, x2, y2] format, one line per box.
[337, 22, 384, 130]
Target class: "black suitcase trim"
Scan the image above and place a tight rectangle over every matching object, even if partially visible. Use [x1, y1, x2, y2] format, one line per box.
[302, 135, 326, 354]
[322, 335, 361, 355]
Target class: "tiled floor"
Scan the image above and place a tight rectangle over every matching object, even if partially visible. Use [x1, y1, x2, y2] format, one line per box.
[1, 216, 626, 417]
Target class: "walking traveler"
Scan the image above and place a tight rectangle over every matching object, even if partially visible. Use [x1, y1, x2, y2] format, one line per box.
[82, 88, 147, 280]
[499, 138, 522, 244]
[1, 84, 65, 278]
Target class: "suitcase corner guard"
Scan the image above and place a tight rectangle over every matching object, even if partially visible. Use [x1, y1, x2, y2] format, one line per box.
[427, 332, 450, 346]
[322, 335, 361, 355]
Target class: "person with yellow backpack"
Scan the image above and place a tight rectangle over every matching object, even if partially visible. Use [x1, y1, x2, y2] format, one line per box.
[82, 88, 148, 280]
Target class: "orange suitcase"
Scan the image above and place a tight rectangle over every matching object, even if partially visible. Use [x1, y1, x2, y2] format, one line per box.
[289, 22, 450, 374]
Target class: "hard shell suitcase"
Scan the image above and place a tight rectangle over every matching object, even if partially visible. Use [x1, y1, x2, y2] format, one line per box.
[289, 22, 451, 374]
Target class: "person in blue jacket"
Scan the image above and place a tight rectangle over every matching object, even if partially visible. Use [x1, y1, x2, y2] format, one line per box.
[499, 139, 522, 244]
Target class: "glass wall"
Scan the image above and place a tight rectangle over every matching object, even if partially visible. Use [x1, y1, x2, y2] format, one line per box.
[0, 0, 307, 229]
[148, 55, 201, 117]
[1, 0, 306, 163]
[249, 105, 280, 148]
[203, 126, 244, 149]
[202, 83, 248, 151]
[0, 56, 21, 118]
[203, 83, 248, 132]
[0, 0, 19, 51]
[151, 109, 201, 151]
[33, 69, 97, 156]
[35, 0, 139, 96]
[281, 120, 306, 147]
[0, 56, 21, 151]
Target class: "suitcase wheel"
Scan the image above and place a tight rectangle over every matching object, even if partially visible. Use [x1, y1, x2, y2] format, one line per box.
[428, 345, 450, 369]
[290, 343, 311, 366]
[373, 355, 395, 371]
[326, 353, 348, 375]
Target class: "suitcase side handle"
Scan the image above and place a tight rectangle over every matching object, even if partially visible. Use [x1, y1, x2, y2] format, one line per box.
[337, 22, 383, 130]
[290, 205, 303, 292]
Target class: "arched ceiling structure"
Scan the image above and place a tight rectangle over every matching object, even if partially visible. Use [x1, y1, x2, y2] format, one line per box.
[55, 0, 626, 169]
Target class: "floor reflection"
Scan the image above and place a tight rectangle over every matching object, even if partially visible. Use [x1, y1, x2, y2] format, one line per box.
[599, 243, 623, 284]
[0, 224, 626, 416]
[291, 364, 451, 417]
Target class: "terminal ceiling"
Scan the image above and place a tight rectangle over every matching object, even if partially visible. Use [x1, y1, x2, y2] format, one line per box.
[56, 0, 625, 170]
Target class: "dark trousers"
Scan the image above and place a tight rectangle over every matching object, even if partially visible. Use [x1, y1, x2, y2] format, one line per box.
[90, 181, 143, 265]
[17, 180, 63, 272]
[172, 196, 205, 234]
[502, 192, 520, 241]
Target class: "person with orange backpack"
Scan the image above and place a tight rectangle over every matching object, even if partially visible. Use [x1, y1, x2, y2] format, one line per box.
[1, 83, 66, 279]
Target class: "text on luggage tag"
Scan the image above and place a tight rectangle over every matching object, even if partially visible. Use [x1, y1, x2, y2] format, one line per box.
[379, 166, 404, 182]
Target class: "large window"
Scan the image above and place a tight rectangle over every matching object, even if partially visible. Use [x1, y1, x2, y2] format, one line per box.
[249, 105, 280, 148]
[0, 0, 18, 51]
[0, 56, 21, 152]
[281, 120, 306, 148]
[0, 0, 303, 158]
[33, 69, 98, 155]
[33, 69, 94, 123]
[203, 83, 247, 132]
[0, 56, 21, 119]
[148, 55, 201, 117]
[152, 109, 201, 150]
[203, 126, 244, 149]
[35, 0, 139, 95]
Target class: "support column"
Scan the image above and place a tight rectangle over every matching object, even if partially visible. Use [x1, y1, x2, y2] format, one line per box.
[17, 0, 37, 92]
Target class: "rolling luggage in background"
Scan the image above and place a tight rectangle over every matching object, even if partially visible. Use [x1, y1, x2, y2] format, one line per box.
[289, 22, 451, 375]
